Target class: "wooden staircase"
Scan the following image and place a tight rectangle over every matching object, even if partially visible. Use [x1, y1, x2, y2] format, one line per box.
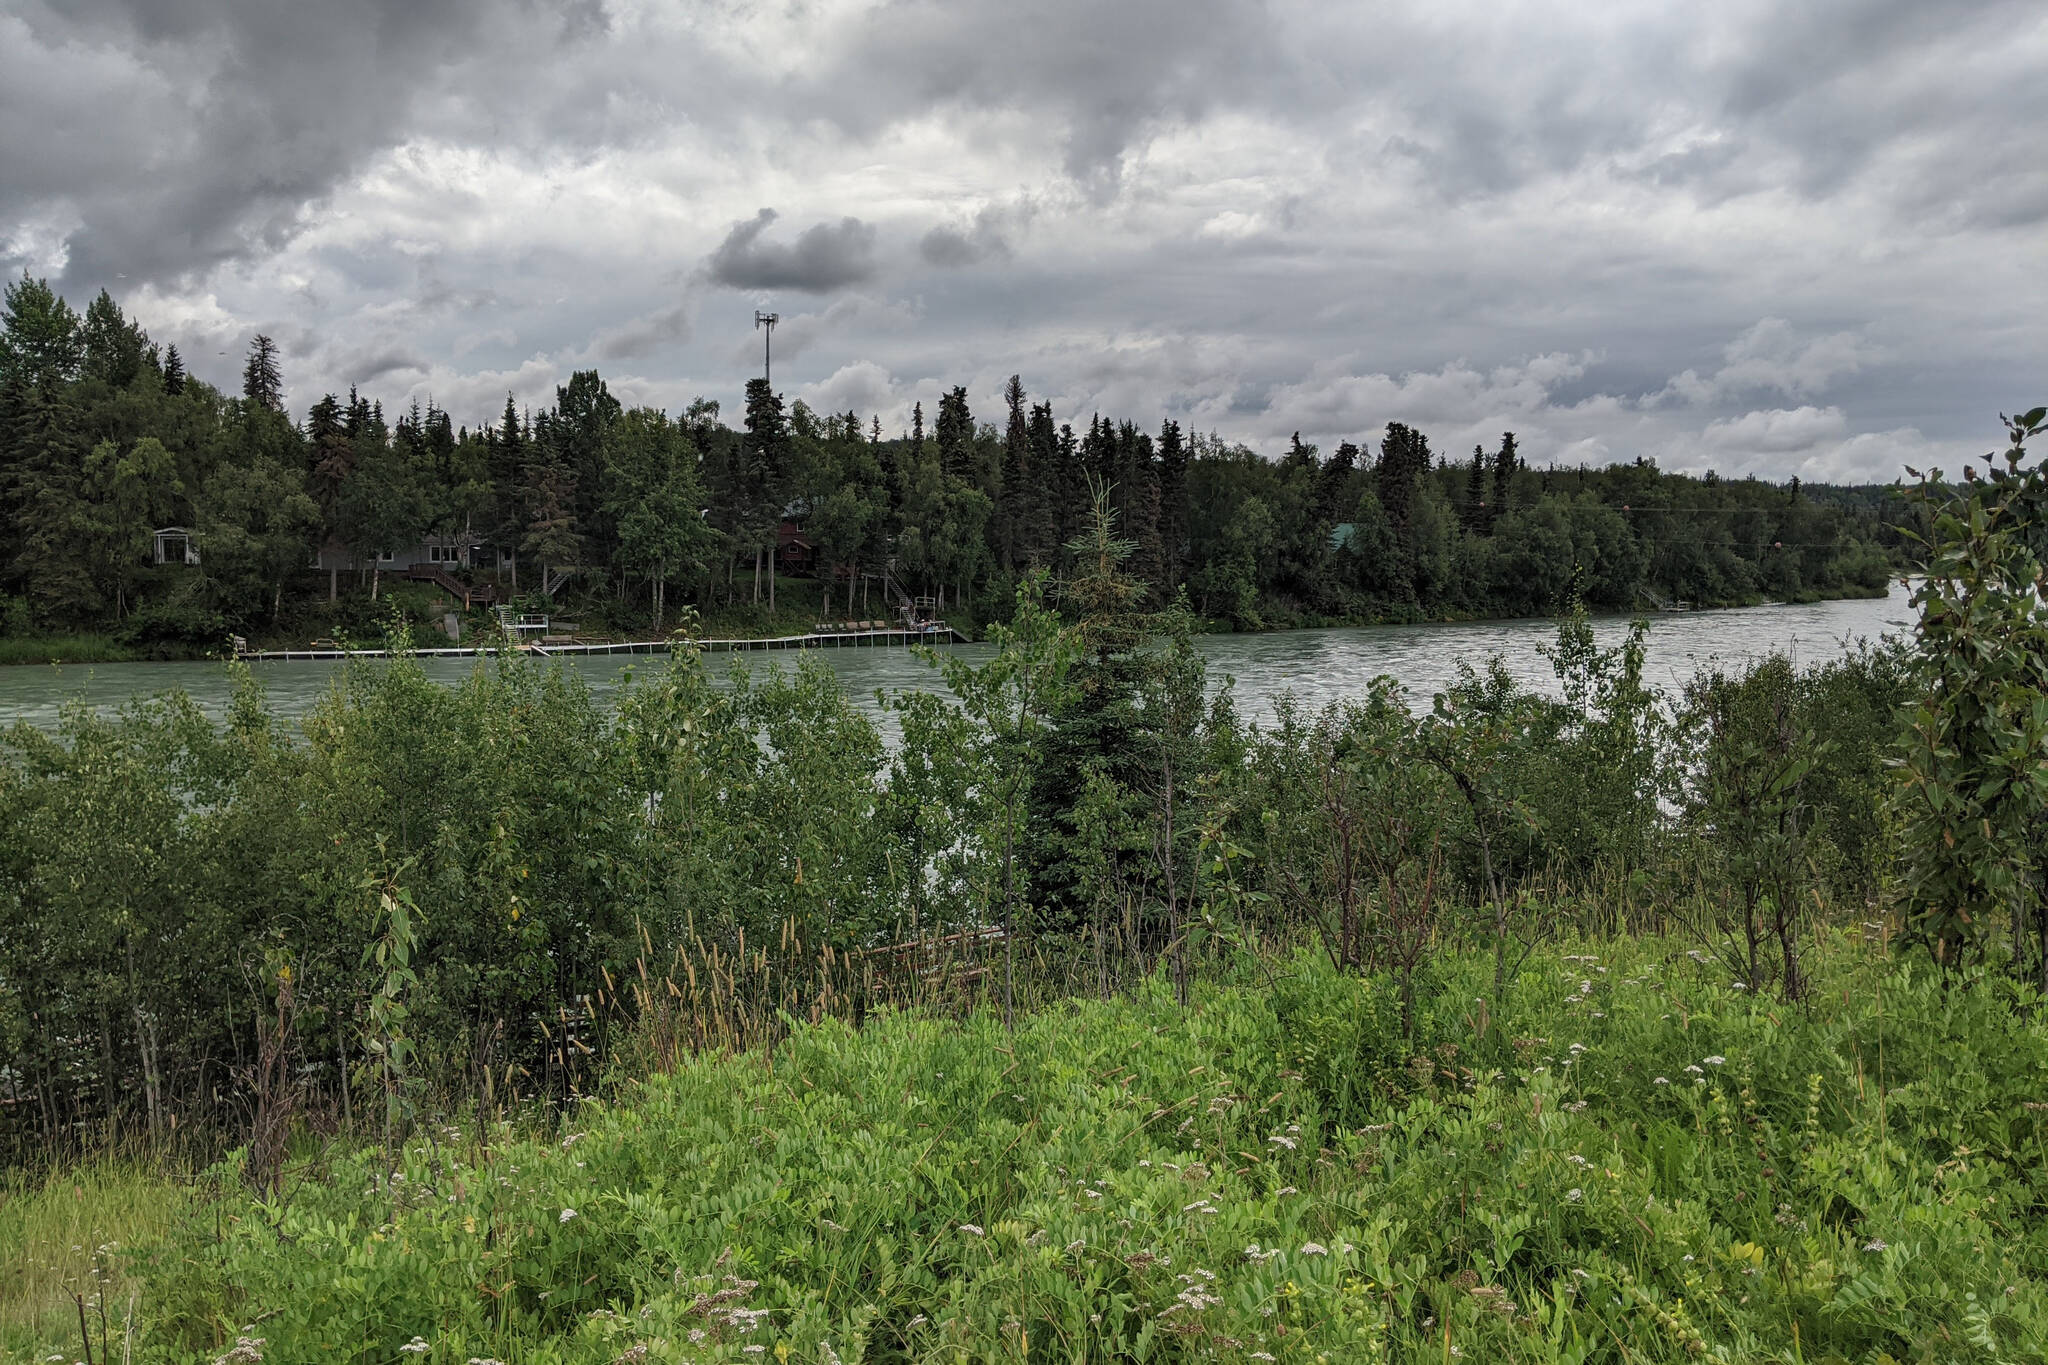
[404, 563, 497, 608]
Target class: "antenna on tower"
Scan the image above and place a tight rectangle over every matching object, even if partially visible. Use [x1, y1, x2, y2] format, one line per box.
[754, 310, 779, 385]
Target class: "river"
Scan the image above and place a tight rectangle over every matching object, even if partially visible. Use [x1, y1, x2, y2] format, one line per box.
[0, 583, 1914, 736]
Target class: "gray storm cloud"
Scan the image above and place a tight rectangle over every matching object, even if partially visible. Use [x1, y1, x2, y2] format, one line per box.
[707, 211, 879, 295]
[0, 0, 2041, 482]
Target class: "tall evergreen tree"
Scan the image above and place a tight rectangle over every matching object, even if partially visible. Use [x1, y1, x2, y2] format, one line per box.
[1156, 418, 1189, 591]
[81, 290, 149, 389]
[161, 344, 185, 396]
[1463, 445, 1489, 533]
[1316, 440, 1358, 526]
[935, 386, 974, 482]
[1377, 422, 1430, 534]
[742, 376, 791, 607]
[0, 274, 83, 389]
[999, 374, 1030, 571]
[241, 335, 283, 412]
[1491, 431, 1519, 518]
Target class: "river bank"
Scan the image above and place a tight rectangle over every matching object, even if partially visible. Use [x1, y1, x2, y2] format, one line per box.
[0, 582, 1913, 735]
[0, 577, 1902, 670]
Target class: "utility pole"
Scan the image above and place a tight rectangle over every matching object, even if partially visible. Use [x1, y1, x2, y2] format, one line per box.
[754, 310, 779, 386]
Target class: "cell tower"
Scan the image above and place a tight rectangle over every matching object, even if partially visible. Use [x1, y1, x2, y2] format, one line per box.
[754, 310, 779, 385]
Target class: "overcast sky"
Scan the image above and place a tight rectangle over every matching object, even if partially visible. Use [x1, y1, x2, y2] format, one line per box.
[4, 0, 2043, 481]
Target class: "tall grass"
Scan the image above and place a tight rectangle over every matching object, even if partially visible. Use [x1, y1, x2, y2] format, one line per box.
[26, 925, 2048, 1363]
[0, 1163, 191, 1362]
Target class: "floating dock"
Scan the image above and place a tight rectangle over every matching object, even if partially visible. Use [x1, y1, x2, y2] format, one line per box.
[239, 625, 970, 664]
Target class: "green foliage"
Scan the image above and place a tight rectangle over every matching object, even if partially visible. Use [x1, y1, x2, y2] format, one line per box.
[63, 933, 2048, 1364]
[0, 275, 1904, 651]
[1893, 407, 2048, 977]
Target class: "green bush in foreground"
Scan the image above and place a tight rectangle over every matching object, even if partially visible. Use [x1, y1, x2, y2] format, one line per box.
[100, 932, 2048, 1364]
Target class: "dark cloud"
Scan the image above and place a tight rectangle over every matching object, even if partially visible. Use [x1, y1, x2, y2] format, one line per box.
[817, 0, 1284, 194]
[0, 0, 591, 289]
[706, 210, 879, 294]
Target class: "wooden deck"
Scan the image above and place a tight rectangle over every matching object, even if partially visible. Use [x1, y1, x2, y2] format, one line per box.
[239, 624, 970, 663]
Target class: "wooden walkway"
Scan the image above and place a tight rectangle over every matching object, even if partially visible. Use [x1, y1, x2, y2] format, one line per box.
[240, 625, 970, 663]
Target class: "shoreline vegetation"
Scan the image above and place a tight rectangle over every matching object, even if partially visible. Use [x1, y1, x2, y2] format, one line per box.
[2, 277, 1912, 674]
[0, 574, 1896, 668]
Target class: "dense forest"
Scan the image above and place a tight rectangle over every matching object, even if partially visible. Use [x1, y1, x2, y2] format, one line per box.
[0, 275, 1907, 655]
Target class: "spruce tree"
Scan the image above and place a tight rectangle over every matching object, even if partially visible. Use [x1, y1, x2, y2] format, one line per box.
[1156, 418, 1189, 591]
[1316, 440, 1358, 526]
[1463, 445, 1488, 533]
[162, 344, 186, 396]
[999, 374, 1030, 571]
[1491, 431, 1518, 518]
[0, 274, 83, 388]
[742, 376, 791, 607]
[242, 335, 283, 412]
[935, 386, 974, 482]
[81, 289, 148, 388]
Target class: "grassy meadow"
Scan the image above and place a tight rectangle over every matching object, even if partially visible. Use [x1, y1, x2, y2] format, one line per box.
[7, 928, 2047, 1364]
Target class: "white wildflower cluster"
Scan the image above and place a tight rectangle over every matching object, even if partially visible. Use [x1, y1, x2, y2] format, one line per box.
[1160, 1269, 1222, 1324]
[957, 1223, 985, 1237]
[1566, 1188, 1584, 1203]
[212, 1337, 266, 1365]
[1243, 1243, 1281, 1263]
[1300, 1242, 1329, 1256]
[679, 1272, 767, 1340]
[559, 1207, 579, 1223]
[399, 1338, 431, 1355]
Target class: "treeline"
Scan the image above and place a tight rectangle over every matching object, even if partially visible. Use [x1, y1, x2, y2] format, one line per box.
[0, 275, 1908, 649]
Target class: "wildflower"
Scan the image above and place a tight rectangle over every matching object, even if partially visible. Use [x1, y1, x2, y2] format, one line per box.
[468, 1359, 510, 1365]
[1065, 1240, 1085, 1254]
[1252, 1354, 1278, 1362]
[1566, 1188, 1583, 1202]
[1084, 1190, 1102, 1199]
[1268, 1135, 1297, 1150]
[906, 1315, 928, 1327]
[1277, 1186, 1299, 1196]
[958, 1223, 985, 1237]
[1863, 1239, 1888, 1253]
[1703, 1056, 1726, 1066]
[1654, 1077, 1670, 1085]
[399, 1339, 431, 1355]
[1684, 1064, 1703, 1075]
[560, 1208, 579, 1223]
[213, 1338, 266, 1365]
[1300, 1242, 1329, 1256]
